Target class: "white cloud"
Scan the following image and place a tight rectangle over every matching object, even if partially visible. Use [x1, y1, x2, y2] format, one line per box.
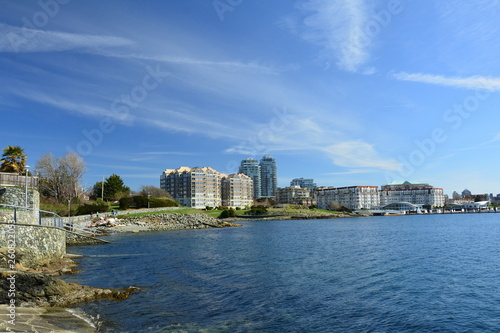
[323, 169, 377, 175]
[392, 72, 500, 91]
[323, 140, 401, 171]
[296, 0, 371, 72]
[0, 23, 133, 53]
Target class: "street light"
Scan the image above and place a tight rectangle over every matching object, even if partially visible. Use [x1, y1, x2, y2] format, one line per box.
[148, 194, 151, 208]
[25, 165, 30, 208]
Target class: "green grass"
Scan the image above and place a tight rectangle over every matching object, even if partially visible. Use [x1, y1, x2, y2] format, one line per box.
[115, 207, 342, 220]
[117, 207, 202, 218]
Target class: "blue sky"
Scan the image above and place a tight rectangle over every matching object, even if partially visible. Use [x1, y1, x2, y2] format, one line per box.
[2, 0, 500, 196]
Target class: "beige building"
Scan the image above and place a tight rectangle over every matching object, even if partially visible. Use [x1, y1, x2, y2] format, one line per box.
[379, 181, 445, 207]
[316, 186, 380, 210]
[221, 173, 253, 208]
[276, 186, 316, 206]
[161, 166, 223, 209]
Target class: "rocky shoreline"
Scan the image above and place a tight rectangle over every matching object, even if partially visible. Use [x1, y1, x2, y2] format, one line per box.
[0, 254, 137, 308]
[93, 212, 241, 233]
[0, 254, 136, 332]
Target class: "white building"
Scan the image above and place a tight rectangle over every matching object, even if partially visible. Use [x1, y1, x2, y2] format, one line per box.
[221, 173, 253, 208]
[161, 166, 223, 209]
[316, 186, 380, 210]
[379, 181, 445, 208]
[276, 186, 316, 206]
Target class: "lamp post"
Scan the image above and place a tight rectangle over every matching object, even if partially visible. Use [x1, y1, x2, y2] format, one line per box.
[148, 195, 151, 209]
[25, 165, 30, 208]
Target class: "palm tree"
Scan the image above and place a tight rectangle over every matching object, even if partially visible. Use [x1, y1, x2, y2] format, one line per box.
[0, 145, 27, 174]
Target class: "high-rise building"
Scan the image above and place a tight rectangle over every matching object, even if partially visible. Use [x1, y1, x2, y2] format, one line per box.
[290, 178, 317, 189]
[239, 158, 261, 199]
[260, 155, 278, 198]
[160, 166, 223, 209]
[221, 173, 253, 208]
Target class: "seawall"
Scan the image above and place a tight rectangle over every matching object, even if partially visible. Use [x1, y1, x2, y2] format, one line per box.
[0, 223, 66, 268]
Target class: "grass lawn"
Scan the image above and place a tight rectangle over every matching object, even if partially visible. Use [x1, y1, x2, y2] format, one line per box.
[116, 207, 202, 218]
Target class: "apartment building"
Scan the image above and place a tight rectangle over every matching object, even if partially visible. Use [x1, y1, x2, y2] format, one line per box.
[276, 186, 316, 206]
[379, 181, 445, 207]
[161, 167, 253, 209]
[221, 173, 253, 208]
[316, 186, 380, 210]
[290, 178, 317, 189]
[239, 158, 261, 199]
[161, 166, 223, 209]
[260, 155, 278, 198]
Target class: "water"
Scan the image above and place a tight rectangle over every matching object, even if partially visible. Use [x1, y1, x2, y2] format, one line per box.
[62, 214, 500, 332]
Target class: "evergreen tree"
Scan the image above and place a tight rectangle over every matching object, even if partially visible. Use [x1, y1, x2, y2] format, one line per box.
[94, 174, 130, 201]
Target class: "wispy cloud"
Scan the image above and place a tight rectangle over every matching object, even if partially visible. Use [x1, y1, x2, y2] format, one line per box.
[138, 151, 198, 156]
[295, 0, 371, 72]
[392, 72, 500, 91]
[323, 141, 401, 171]
[323, 169, 378, 175]
[0, 23, 133, 53]
[118, 54, 280, 75]
[456, 132, 500, 151]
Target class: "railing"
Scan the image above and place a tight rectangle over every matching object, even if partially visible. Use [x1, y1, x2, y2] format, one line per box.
[0, 172, 39, 189]
[0, 204, 63, 228]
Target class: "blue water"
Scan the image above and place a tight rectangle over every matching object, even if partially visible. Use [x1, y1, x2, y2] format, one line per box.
[63, 214, 500, 332]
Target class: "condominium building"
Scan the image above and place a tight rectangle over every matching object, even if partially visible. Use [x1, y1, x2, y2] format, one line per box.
[221, 173, 253, 208]
[316, 186, 380, 210]
[290, 178, 317, 189]
[239, 158, 261, 199]
[379, 181, 445, 207]
[160, 166, 223, 209]
[276, 186, 316, 206]
[260, 155, 278, 198]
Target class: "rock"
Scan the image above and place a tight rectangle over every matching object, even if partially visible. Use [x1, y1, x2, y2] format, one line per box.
[0, 271, 137, 307]
[109, 213, 241, 233]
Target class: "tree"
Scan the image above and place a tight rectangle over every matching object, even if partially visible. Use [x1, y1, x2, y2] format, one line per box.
[94, 174, 130, 201]
[138, 185, 172, 198]
[329, 201, 342, 211]
[1, 146, 27, 174]
[36, 152, 87, 202]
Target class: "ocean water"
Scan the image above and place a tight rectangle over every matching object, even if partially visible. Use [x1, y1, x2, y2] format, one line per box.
[62, 214, 500, 332]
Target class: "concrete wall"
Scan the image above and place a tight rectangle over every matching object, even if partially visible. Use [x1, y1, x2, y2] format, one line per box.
[0, 223, 66, 268]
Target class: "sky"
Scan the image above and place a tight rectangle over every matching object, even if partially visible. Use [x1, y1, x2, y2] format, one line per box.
[1, 0, 500, 196]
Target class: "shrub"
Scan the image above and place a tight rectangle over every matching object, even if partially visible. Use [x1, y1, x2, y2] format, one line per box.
[245, 205, 268, 216]
[133, 196, 149, 208]
[76, 201, 109, 215]
[219, 209, 237, 219]
[119, 197, 134, 210]
[149, 197, 179, 208]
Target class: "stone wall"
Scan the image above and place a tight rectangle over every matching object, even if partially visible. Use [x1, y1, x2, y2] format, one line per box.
[0, 223, 66, 268]
[0, 187, 40, 211]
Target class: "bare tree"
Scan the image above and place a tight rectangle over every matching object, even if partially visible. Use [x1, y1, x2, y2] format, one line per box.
[138, 185, 172, 198]
[36, 152, 87, 202]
